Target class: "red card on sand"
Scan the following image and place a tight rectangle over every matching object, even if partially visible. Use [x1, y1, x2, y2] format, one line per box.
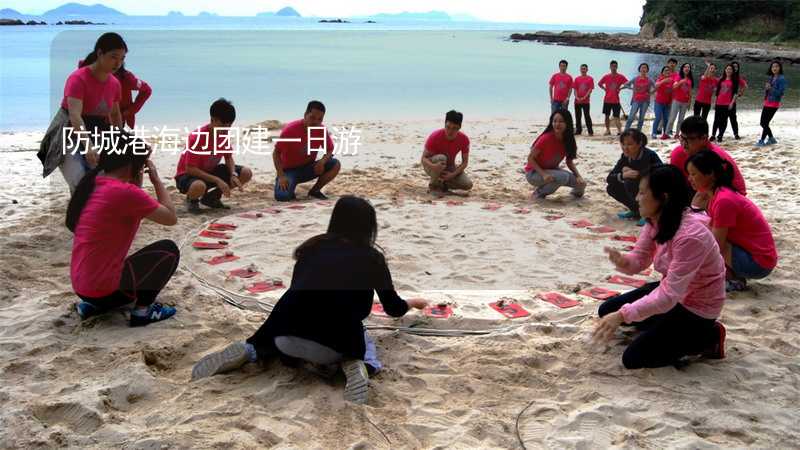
[228, 268, 261, 279]
[193, 241, 228, 250]
[612, 234, 637, 243]
[246, 280, 283, 294]
[482, 203, 502, 211]
[590, 226, 616, 233]
[238, 212, 263, 219]
[447, 200, 464, 206]
[424, 304, 453, 318]
[578, 286, 620, 300]
[538, 292, 581, 309]
[570, 219, 593, 228]
[200, 230, 232, 239]
[287, 204, 306, 210]
[206, 254, 239, 265]
[261, 207, 281, 214]
[607, 275, 647, 288]
[514, 207, 531, 214]
[544, 215, 564, 221]
[209, 223, 237, 231]
[489, 300, 531, 318]
[371, 303, 387, 316]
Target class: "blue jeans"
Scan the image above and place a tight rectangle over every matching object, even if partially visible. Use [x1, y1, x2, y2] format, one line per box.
[652, 102, 670, 137]
[625, 100, 649, 131]
[731, 244, 773, 280]
[551, 100, 566, 114]
[274, 157, 339, 201]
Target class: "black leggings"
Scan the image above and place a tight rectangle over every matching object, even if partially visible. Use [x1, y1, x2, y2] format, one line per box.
[712, 105, 730, 139]
[79, 240, 180, 312]
[693, 101, 711, 120]
[760, 106, 779, 141]
[606, 177, 640, 215]
[727, 102, 739, 137]
[598, 282, 718, 369]
[574, 103, 593, 134]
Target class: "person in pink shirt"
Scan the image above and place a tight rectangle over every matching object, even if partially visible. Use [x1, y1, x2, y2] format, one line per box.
[757, 61, 787, 147]
[524, 110, 586, 200]
[549, 60, 573, 113]
[725, 61, 747, 140]
[710, 64, 739, 142]
[593, 164, 727, 369]
[572, 64, 595, 136]
[68, 131, 180, 327]
[693, 62, 718, 120]
[686, 150, 777, 292]
[652, 66, 674, 140]
[666, 63, 693, 138]
[598, 60, 628, 136]
[175, 98, 253, 213]
[114, 65, 152, 129]
[421, 110, 473, 192]
[621, 63, 656, 131]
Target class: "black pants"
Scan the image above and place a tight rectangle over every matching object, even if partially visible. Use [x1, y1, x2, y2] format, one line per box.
[606, 176, 639, 215]
[712, 105, 730, 139]
[693, 101, 711, 120]
[760, 106, 779, 141]
[574, 103, 593, 135]
[79, 240, 180, 312]
[727, 102, 739, 137]
[598, 282, 717, 369]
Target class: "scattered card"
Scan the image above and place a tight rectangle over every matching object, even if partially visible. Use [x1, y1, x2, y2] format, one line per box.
[286, 204, 306, 210]
[238, 212, 263, 219]
[538, 292, 581, 308]
[482, 203, 502, 211]
[246, 280, 284, 294]
[200, 230, 232, 239]
[606, 275, 647, 288]
[424, 304, 453, 319]
[612, 234, 638, 243]
[446, 200, 464, 206]
[261, 207, 281, 214]
[514, 207, 531, 214]
[205, 254, 240, 265]
[193, 241, 228, 250]
[570, 219, 593, 228]
[228, 267, 261, 279]
[578, 286, 620, 300]
[589, 226, 616, 233]
[544, 214, 564, 221]
[489, 299, 531, 318]
[208, 223, 237, 231]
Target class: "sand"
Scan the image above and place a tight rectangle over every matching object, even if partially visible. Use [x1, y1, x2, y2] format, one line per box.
[1, 109, 799, 449]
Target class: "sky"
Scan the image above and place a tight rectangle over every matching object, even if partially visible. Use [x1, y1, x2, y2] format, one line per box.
[3, 0, 646, 27]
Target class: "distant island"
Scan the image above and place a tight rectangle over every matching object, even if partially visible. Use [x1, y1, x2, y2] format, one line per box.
[256, 7, 301, 18]
[42, 2, 125, 18]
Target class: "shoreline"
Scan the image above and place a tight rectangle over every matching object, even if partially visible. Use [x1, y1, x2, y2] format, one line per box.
[509, 31, 800, 64]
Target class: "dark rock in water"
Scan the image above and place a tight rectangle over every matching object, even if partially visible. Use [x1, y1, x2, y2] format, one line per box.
[12, 200, 18, 204]
[319, 18, 350, 23]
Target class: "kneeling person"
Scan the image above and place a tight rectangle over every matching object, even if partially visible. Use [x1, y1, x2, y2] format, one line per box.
[607, 129, 662, 225]
[421, 110, 473, 193]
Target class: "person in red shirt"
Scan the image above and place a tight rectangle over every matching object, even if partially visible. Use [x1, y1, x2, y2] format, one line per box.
[621, 63, 655, 131]
[273, 100, 340, 201]
[174, 98, 253, 213]
[710, 64, 739, 142]
[693, 62, 718, 120]
[598, 60, 628, 136]
[113, 65, 152, 129]
[725, 61, 747, 140]
[666, 63, 694, 139]
[524, 110, 586, 200]
[652, 66, 674, 140]
[572, 64, 595, 136]
[421, 110, 472, 192]
[549, 60, 573, 113]
[667, 57, 679, 82]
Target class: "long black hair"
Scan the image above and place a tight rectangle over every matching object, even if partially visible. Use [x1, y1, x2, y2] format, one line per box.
[686, 150, 736, 193]
[294, 196, 380, 260]
[767, 60, 784, 76]
[535, 109, 577, 160]
[65, 130, 149, 232]
[78, 32, 128, 68]
[716, 63, 739, 97]
[679, 62, 694, 87]
[619, 128, 648, 147]
[643, 164, 691, 244]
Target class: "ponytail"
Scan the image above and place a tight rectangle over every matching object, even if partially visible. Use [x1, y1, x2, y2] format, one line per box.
[685, 150, 736, 192]
[78, 32, 128, 69]
[66, 167, 101, 232]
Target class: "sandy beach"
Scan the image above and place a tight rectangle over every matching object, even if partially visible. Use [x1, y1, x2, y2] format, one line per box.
[1, 109, 799, 448]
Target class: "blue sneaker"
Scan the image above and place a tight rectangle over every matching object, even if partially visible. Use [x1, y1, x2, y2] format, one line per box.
[726, 279, 747, 292]
[130, 302, 176, 327]
[617, 210, 636, 219]
[755, 139, 766, 147]
[636, 218, 647, 227]
[767, 137, 778, 145]
[75, 301, 98, 320]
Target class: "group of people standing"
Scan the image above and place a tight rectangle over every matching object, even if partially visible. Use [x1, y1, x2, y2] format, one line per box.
[37, 32, 781, 405]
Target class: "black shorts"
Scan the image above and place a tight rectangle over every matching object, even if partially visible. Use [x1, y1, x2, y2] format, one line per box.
[603, 103, 621, 117]
[175, 164, 243, 194]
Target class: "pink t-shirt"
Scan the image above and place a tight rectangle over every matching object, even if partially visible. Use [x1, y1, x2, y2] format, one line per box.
[673, 77, 693, 103]
[275, 119, 335, 170]
[708, 187, 778, 270]
[655, 74, 674, 105]
[716, 79, 735, 106]
[619, 211, 726, 323]
[695, 76, 718, 104]
[60, 66, 122, 117]
[525, 131, 567, 172]
[549, 73, 574, 102]
[573, 75, 594, 104]
[598, 73, 628, 104]
[71, 177, 160, 297]
[669, 143, 746, 196]
[671, 72, 681, 82]
[631, 76, 654, 102]
[424, 129, 470, 168]
[175, 124, 233, 178]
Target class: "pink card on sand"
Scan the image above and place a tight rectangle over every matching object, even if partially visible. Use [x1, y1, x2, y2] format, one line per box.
[514, 207, 531, 215]
[228, 267, 261, 279]
[193, 241, 229, 250]
[246, 280, 284, 294]
[607, 275, 647, 288]
[578, 286, 620, 300]
[446, 200, 464, 206]
[570, 219, 593, 228]
[371, 303, 387, 316]
[482, 203, 502, 211]
[315, 201, 334, 207]
[206, 254, 240, 265]
[200, 230, 232, 240]
[590, 226, 616, 233]
[538, 292, 581, 309]
[261, 207, 281, 214]
[612, 234, 638, 243]
[489, 299, 531, 318]
[544, 214, 564, 221]
[287, 204, 306, 210]
[424, 304, 453, 319]
[209, 222, 237, 231]
[238, 212, 263, 219]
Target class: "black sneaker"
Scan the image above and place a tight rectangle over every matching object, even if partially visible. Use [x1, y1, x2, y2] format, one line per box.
[186, 198, 201, 214]
[308, 190, 328, 200]
[200, 190, 230, 209]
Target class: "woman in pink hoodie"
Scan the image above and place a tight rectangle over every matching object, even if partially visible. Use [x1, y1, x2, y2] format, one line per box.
[593, 164, 727, 369]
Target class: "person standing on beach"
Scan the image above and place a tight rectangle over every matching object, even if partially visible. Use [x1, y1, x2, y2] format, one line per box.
[174, 98, 253, 213]
[757, 61, 787, 147]
[114, 64, 152, 129]
[524, 110, 586, 200]
[666, 63, 694, 139]
[191, 196, 429, 405]
[667, 57, 679, 81]
[693, 62, 718, 120]
[710, 64, 739, 142]
[273, 100, 340, 201]
[606, 129, 662, 226]
[549, 60, 573, 113]
[621, 63, 655, 132]
[421, 110, 473, 193]
[598, 60, 628, 136]
[725, 61, 748, 140]
[573, 64, 595, 136]
[68, 132, 180, 327]
[593, 164, 727, 369]
[652, 66, 674, 140]
[37, 32, 126, 194]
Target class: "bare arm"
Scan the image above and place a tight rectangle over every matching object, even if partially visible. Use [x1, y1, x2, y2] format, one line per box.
[144, 160, 177, 226]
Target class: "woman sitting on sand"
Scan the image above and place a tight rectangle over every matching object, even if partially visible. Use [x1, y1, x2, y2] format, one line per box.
[593, 164, 727, 369]
[192, 196, 428, 404]
[524, 110, 586, 200]
[606, 129, 662, 226]
[686, 150, 778, 292]
[68, 132, 180, 327]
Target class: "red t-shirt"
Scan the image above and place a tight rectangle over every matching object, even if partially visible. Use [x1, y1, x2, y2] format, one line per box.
[525, 131, 567, 172]
[117, 71, 152, 128]
[549, 73, 574, 102]
[175, 124, 233, 178]
[573, 75, 594, 104]
[695, 76, 718, 104]
[598, 73, 628, 104]
[275, 119, 335, 170]
[716, 79, 735, 106]
[671, 72, 681, 82]
[424, 129, 470, 168]
[669, 143, 746, 196]
[631, 76, 654, 102]
[708, 187, 777, 269]
[673, 77, 693, 103]
[60, 66, 122, 117]
[655, 74, 673, 105]
[71, 177, 160, 297]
